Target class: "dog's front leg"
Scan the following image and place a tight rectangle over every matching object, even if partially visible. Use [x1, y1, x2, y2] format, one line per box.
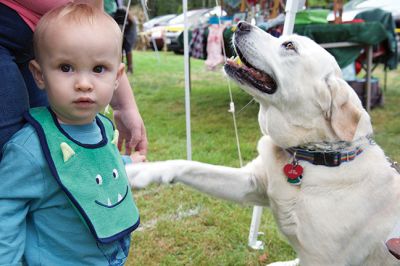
[125, 159, 269, 206]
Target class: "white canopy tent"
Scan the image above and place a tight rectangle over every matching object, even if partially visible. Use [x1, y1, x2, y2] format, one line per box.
[183, 0, 192, 161]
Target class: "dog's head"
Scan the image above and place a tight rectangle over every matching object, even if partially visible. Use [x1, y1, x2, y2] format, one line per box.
[224, 22, 372, 148]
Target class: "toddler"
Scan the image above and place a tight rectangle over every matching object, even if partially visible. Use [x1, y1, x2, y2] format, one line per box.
[0, 3, 144, 265]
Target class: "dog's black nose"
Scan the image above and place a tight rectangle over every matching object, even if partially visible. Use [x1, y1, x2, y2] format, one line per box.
[237, 21, 252, 32]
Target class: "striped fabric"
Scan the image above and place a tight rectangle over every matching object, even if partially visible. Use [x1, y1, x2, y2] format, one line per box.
[286, 146, 363, 166]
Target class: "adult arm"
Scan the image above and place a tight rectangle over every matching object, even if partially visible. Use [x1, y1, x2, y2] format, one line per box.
[110, 72, 148, 155]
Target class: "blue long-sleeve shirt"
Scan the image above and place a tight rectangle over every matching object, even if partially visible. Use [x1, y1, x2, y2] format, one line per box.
[0, 121, 132, 266]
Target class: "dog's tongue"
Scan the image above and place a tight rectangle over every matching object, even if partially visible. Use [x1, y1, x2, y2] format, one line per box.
[227, 56, 270, 83]
[247, 68, 271, 83]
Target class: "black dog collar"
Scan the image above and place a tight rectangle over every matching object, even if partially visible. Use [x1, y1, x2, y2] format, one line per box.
[286, 146, 363, 167]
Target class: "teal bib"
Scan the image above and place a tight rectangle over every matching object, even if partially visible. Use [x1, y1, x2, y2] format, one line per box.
[25, 107, 140, 244]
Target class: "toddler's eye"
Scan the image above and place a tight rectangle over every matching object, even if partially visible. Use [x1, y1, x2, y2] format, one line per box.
[60, 64, 72, 72]
[113, 169, 119, 179]
[96, 174, 103, 185]
[93, 65, 105, 73]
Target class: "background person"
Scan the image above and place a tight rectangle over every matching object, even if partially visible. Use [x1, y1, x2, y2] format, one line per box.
[114, 6, 138, 74]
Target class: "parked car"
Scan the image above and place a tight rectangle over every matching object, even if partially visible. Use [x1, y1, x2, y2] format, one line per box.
[164, 6, 227, 53]
[143, 14, 177, 32]
[142, 14, 177, 50]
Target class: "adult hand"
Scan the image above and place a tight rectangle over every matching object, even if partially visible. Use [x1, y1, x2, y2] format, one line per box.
[110, 72, 148, 155]
[113, 107, 147, 155]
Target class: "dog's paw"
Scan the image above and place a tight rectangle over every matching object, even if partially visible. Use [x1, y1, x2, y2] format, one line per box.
[125, 162, 175, 189]
[267, 258, 300, 266]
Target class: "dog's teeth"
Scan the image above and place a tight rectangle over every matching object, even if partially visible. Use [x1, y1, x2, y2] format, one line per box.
[107, 198, 112, 206]
[234, 56, 242, 66]
[118, 193, 123, 202]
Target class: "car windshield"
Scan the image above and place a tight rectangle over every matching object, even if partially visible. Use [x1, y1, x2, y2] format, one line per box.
[343, 0, 366, 9]
[168, 9, 208, 25]
[144, 14, 176, 27]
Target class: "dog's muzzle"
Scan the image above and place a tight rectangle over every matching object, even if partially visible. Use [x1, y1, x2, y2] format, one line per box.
[224, 22, 277, 94]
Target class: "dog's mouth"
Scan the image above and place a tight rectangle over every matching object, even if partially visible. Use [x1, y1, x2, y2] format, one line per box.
[224, 48, 277, 94]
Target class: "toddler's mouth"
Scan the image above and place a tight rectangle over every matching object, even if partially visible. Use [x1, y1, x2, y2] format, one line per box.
[74, 97, 95, 104]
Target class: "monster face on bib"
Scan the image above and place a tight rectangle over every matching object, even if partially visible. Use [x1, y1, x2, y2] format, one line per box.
[61, 142, 130, 210]
[94, 168, 129, 209]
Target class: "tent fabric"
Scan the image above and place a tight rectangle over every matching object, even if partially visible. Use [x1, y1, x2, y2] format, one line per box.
[354, 8, 398, 70]
[293, 22, 389, 68]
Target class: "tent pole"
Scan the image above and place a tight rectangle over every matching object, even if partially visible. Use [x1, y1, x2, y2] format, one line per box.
[248, 0, 300, 250]
[183, 0, 192, 160]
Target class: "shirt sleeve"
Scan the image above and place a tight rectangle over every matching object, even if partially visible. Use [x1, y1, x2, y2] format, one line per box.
[0, 142, 44, 266]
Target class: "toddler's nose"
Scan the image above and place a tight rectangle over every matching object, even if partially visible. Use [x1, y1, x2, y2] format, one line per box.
[75, 74, 93, 91]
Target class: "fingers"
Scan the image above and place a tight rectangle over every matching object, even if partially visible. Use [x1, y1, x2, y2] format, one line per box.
[133, 132, 148, 155]
[127, 125, 148, 155]
[114, 112, 147, 155]
[138, 124, 148, 155]
[130, 151, 146, 163]
[117, 136, 124, 153]
[124, 141, 132, 155]
[120, 136, 147, 156]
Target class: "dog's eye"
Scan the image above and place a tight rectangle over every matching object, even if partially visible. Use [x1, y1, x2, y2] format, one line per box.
[282, 41, 296, 51]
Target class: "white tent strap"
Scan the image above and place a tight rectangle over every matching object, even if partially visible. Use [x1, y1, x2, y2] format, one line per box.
[215, 0, 243, 168]
[140, 0, 161, 60]
[140, 0, 149, 21]
[121, 0, 132, 35]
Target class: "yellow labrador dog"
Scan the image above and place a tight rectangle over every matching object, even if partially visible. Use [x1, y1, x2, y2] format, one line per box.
[126, 22, 400, 265]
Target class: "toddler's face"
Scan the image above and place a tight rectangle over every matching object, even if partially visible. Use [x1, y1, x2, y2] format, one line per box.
[32, 22, 123, 125]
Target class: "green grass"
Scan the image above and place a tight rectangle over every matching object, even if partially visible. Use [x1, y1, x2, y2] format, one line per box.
[123, 51, 400, 265]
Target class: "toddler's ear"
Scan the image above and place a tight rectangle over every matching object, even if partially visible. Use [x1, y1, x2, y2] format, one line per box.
[29, 60, 46, 89]
[114, 63, 125, 90]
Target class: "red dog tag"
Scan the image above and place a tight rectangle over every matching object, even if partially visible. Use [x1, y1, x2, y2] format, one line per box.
[283, 164, 303, 179]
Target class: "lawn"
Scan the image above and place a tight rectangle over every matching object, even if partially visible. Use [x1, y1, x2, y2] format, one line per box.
[123, 50, 400, 265]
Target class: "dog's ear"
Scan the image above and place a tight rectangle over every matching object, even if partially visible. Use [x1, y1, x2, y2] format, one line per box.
[325, 75, 362, 142]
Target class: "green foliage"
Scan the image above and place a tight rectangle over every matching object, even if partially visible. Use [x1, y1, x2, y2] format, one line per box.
[130, 0, 217, 17]
[307, 0, 331, 9]
[124, 51, 399, 265]
[302, 0, 349, 9]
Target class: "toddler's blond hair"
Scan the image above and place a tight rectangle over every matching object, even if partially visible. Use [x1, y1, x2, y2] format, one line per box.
[33, 3, 123, 62]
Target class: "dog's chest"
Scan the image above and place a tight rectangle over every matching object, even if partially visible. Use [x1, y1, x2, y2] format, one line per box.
[269, 178, 395, 260]
[262, 138, 400, 256]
